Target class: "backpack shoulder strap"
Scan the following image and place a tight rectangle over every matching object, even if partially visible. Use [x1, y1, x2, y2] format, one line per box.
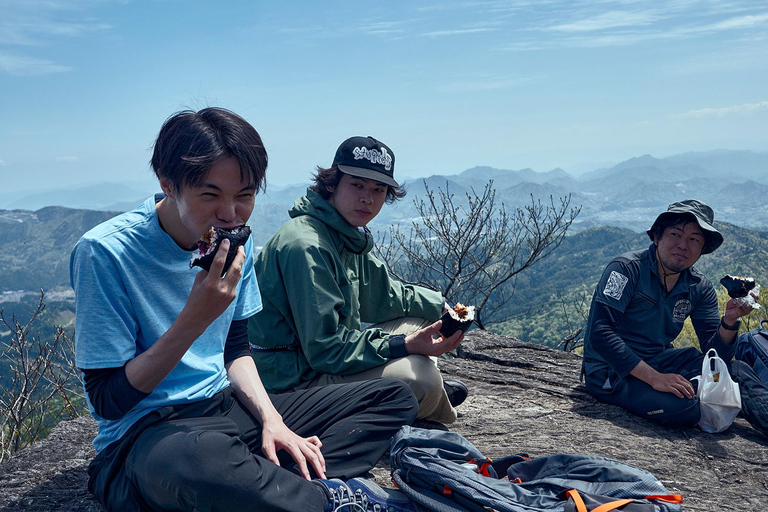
[566, 489, 684, 512]
[567, 490, 633, 512]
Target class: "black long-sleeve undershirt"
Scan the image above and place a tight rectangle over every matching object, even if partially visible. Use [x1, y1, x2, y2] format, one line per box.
[223, 319, 251, 363]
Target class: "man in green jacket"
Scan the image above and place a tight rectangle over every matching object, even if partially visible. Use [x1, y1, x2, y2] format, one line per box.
[249, 136, 467, 426]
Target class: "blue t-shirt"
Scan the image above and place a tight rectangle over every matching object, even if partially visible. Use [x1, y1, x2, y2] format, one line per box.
[70, 195, 262, 452]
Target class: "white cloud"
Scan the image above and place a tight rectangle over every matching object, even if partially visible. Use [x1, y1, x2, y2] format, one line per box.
[415, 1, 543, 14]
[0, 1, 110, 75]
[708, 12, 768, 31]
[357, 21, 409, 37]
[1, 19, 112, 46]
[547, 10, 661, 32]
[298, 1, 766, 52]
[0, 159, 5, 166]
[659, 11, 768, 38]
[0, 53, 70, 76]
[422, 28, 499, 37]
[438, 74, 539, 92]
[500, 2, 768, 50]
[564, 30, 669, 47]
[497, 28, 672, 51]
[678, 101, 768, 118]
[665, 43, 768, 74]
[56, 156, 80, 162]
[1, 1, 112, 46]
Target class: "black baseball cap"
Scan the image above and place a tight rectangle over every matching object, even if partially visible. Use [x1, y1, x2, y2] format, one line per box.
[646, 199, 723, 254]
[332, 136, 398, 187]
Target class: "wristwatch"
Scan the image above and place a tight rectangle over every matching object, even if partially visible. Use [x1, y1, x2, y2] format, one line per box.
[720, 316, 741, 331]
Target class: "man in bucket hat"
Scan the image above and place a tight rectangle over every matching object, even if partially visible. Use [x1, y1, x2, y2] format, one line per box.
[581, 199, 756, 427]
[248, 136, 468, 429]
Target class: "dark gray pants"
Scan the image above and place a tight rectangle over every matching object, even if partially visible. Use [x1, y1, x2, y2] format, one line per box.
[88, 379, 418, 512]
[586, 347, 707, 427]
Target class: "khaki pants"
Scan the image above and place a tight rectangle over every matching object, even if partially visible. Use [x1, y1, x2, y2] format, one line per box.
[296, 317, 458, 424]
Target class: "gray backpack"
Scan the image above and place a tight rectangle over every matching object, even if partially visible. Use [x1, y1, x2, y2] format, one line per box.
[733, 320, 768, 437]
[390, 426, 682, 512]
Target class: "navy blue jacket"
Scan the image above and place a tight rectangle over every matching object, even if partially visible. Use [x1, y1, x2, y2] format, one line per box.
[583, 244, 734, 380]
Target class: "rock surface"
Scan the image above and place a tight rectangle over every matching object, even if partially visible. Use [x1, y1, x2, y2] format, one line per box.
[1, 331, 766, 511]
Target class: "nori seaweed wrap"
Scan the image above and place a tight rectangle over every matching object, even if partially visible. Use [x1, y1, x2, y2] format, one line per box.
[190, 225, 252, 276]
[439, 303, 475, 338]
[720, 274, 756, 298]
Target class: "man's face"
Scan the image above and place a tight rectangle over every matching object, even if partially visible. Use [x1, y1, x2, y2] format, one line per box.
[654, 221, 705, 273]
[327, 173, 388, 227]
[161, 157, 256, 249]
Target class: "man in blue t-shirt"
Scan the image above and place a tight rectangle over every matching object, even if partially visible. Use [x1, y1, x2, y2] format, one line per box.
[71, 108, 421, 512]
[582, 199, 756, 427]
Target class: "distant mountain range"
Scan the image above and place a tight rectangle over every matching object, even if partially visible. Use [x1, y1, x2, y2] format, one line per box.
[384, 149, 768, 233]
[253, 149, 768, 238]
[4, 149, 765, 234]
[2, 204, 766, 351]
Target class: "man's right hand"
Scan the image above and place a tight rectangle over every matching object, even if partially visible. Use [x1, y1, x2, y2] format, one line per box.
[183, 239, 245, 330]
[631, 360, 695, 399]
[649, 372, 696, 399]
[404, 320, 464, 357]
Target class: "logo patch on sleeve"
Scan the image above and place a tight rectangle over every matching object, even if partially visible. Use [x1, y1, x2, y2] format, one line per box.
[603, 271, 629, 300]
[673, 299, 691, 323]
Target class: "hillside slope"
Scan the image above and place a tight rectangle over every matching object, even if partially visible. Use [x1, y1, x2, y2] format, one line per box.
[0, 207, 119, 293]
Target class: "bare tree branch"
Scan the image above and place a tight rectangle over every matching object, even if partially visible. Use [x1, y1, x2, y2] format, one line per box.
[0, 290, 84, 461]
[374, 180, 581, 330]
[553, 288, 591, 353]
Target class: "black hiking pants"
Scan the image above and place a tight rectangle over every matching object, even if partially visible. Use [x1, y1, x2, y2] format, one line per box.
[87, 378, 418, 512]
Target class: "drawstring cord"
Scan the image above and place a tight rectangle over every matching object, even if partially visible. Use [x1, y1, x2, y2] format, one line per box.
[655, 246, 681, 294]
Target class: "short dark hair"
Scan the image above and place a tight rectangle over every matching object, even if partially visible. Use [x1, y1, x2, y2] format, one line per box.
[150, 107, 267, 193]
[651, 213, 700, 241]
[310, 165, 406, 204]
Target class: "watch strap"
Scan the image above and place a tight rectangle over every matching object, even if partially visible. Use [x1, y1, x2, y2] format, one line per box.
[720, 316, 741, 331]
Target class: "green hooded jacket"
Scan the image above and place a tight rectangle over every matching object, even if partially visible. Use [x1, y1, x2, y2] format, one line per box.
[248, 188, 444, 392]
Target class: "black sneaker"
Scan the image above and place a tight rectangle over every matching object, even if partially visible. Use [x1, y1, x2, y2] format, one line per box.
[443, 378, 468, 407]
[316, 477, 421, 511]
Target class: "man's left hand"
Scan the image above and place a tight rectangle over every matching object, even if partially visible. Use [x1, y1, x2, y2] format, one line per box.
[723, 290, 760, 325]
[405, 320, 464, 357]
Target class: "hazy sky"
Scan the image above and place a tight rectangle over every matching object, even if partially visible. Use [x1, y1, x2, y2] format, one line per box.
[2, 0, 768, 194]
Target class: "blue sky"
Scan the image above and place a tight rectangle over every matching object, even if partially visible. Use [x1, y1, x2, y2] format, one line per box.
[1, 0, 768, 195]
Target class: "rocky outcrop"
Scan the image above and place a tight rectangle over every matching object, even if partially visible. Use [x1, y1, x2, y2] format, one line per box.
[1, 331, 766, 511]
[0, 415, 100, 511]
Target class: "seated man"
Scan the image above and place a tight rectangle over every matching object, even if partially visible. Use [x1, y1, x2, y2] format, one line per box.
[71, 109, 421, 512]
[582, 199, 755, 427]
[249, 136, 467, 426]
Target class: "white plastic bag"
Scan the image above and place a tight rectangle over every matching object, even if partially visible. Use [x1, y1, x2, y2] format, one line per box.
[691, 349, 742, 433]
